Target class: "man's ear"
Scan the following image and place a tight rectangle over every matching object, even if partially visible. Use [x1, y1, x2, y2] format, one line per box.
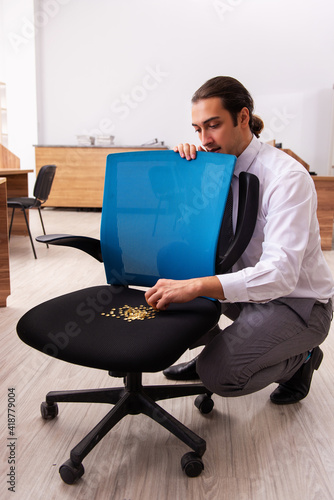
[239, 107, 250, 128]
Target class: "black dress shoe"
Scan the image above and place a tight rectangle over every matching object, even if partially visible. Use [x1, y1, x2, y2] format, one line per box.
[163, 356, 200, 381]
[270, 346, 323, 405]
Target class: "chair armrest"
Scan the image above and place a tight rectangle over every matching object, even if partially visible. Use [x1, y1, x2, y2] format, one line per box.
[36, 234, 103, 262]
[216, 172, 259, 274]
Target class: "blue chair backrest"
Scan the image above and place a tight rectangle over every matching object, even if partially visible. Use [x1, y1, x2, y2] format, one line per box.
[100, 151, 236, 287]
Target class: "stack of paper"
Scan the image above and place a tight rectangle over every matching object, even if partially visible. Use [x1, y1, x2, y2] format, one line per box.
[76, 135, 95, 146]
[95, 135, 115, 146]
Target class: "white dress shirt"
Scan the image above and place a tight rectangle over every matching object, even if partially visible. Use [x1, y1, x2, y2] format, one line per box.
[217, 136, 334, 303]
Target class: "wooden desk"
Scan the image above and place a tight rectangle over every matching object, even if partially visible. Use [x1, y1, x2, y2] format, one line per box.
[0, 178, 10, 306]
[312, 176, 334, 250]
[0, 169, 33, 235]
[35, 146, 168, 208]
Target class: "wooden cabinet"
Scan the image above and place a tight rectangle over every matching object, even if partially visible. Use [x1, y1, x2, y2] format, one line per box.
[0, 169, 33, 235]
[0, 178, 10, 306]
[35, 146, 168, 208]
[0, 144, 27, 235]
[312, 176, 334, 250]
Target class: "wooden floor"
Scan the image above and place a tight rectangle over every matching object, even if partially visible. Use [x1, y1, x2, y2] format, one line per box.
[1, 209, 334, 500]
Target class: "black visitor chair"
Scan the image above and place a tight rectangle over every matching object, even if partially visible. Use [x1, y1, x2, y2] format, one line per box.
[8, 164, 56, 258]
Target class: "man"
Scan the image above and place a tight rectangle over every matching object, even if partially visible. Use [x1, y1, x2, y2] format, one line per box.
[145, 76, 334, 404]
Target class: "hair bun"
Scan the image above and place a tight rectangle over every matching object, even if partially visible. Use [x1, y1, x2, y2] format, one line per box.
[251, 115, 264, 138]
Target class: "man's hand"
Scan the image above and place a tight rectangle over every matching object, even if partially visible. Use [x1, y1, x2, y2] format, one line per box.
[145, 276, 225, 310]
[173, 143, 206, 160]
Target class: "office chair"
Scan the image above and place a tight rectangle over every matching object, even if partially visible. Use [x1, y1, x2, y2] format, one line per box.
[16, 151, 259, 484]
[8, 164, 56, 259]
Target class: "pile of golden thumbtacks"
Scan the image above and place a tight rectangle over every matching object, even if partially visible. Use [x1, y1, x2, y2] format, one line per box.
[101, 304, 158, 322]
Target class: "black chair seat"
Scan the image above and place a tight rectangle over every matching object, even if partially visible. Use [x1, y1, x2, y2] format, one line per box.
[7, 197, 41, 209]
[17, 285, 221, 373]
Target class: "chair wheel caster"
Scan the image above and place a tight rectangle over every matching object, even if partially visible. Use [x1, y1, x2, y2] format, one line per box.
[41, 401, 59, 419]
[59, 459, 85, 484]
[195, 394, 214, 414]
[181, 452, 204, 477]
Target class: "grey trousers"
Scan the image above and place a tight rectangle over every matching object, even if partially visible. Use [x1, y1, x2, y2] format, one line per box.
[196, 298, 333, 397]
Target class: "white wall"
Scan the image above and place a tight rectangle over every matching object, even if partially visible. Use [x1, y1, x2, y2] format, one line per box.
[0, 1, 5, 81]
[2, 0, 334, 179]
[1, 0, 38, 192]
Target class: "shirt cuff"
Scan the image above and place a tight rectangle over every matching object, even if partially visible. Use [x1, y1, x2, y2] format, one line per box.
[216, 272, 249, 303]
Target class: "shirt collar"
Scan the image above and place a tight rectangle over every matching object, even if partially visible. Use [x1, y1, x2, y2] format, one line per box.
[233, 135, 261, 177]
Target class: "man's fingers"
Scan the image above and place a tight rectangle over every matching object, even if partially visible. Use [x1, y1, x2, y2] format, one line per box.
[145, 288, 158, 307]
[174, 143, 198, 160]
[145, 287, 162, 310]
[146, 293, 169, 311]
[145, 280, 172, 310]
